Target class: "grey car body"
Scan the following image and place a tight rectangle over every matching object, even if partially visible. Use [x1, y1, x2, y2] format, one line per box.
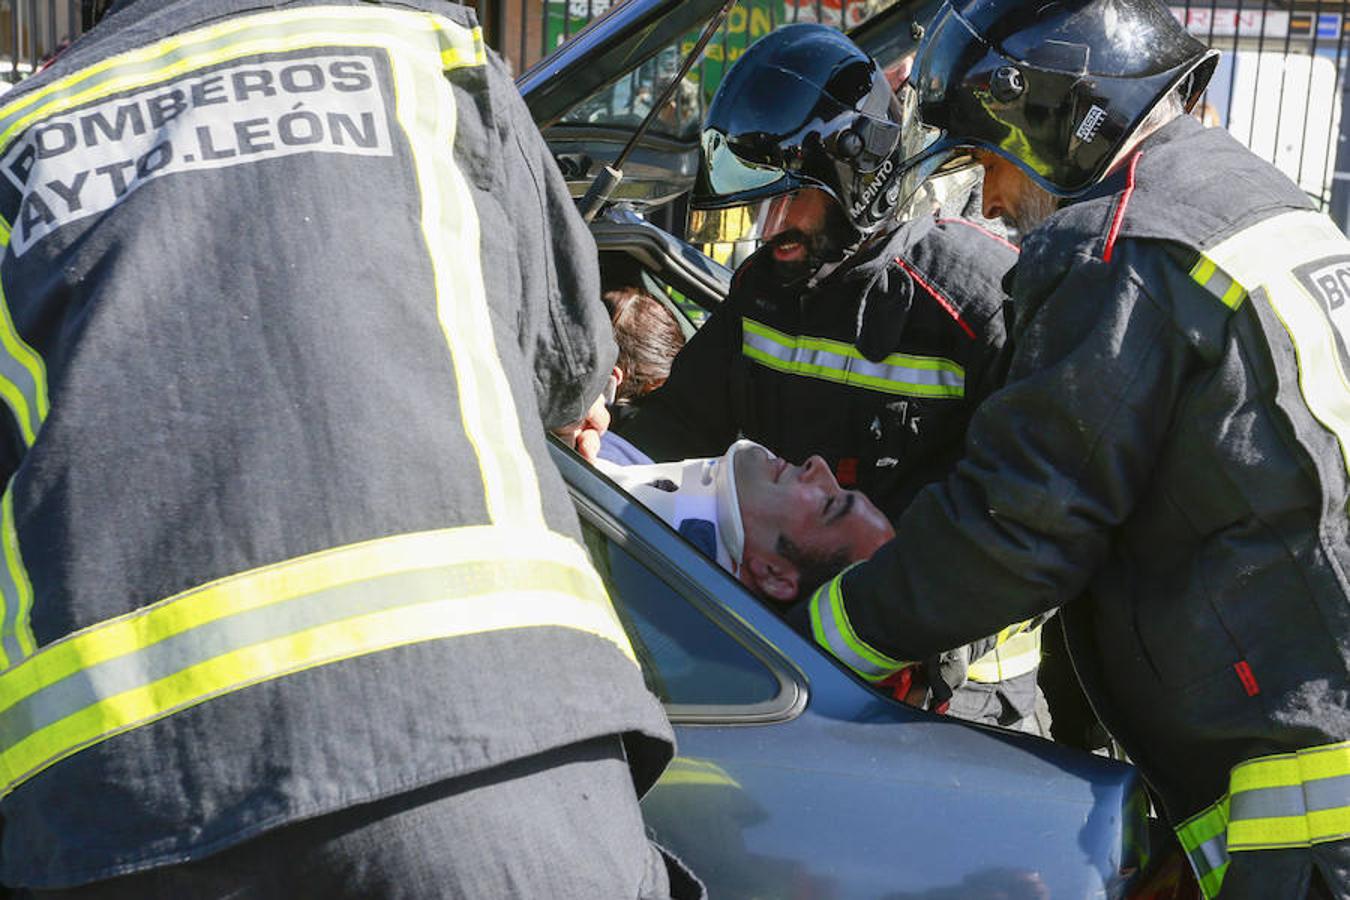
[521, 3, 1153, 896]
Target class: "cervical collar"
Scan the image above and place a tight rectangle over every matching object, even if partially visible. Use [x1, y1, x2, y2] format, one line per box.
[595, 440, 765, 574]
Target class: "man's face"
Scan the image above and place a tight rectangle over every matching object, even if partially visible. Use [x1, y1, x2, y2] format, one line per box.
[757, 188, 852, 283]
[975, 151, 1060, 237]
[732, 444, 894, 601]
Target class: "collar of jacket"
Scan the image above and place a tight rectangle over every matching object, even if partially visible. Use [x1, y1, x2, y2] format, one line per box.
[1073, 114, 1198, 206]
[1008, 112, 1313, 307]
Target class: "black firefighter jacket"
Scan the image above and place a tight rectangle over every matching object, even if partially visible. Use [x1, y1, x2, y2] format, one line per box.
[618, 213, 1017, 521]
[0, 0, 672, 888]
[795, 115, 1350, 895]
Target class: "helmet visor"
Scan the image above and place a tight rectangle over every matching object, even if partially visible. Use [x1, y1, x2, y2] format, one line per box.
[905, 3, 1066, 190]
[695, 129, 791, 208]
[687, 188, 822, 245]
[686, 186, 853, 261]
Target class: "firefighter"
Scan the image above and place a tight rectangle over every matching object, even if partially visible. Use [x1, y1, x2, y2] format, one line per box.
[796, 0, 1350, 895]
[0, 1, 697, 897]
[617, 24, 1044, 734]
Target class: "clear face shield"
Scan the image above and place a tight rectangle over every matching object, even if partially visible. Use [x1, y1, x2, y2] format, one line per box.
[889, 79, 980, 216]
[686, 187, 857, 281]
[685, 188, 834, 245]
[698, 129, 789, 199]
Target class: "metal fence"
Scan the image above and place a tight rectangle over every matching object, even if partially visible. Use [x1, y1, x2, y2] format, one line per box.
[0, 0, 82, 84]
[1172, 2, 1350, 228]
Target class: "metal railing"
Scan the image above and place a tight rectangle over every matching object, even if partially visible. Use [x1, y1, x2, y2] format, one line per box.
[0, 0, 82, 85]
[1173, 2, 1350, 226]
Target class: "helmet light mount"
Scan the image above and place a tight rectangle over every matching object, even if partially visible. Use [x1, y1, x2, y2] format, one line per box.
[990, 65, 1025, 103]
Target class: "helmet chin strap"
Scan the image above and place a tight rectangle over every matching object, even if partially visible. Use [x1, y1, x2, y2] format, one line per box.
[804, 256, 849, 290]
[803, 223, 894, 289]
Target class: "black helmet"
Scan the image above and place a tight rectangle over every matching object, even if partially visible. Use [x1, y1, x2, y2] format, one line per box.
[689, 24, 933, 244]
[902, 0, 1218, 197]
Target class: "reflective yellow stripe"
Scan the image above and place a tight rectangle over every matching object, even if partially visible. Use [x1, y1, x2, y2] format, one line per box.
[660, 757, 741, 788]
[967, 625, 1041, 683]
[0, 483, 34, 668]
[386, 22, 542, 527]
[1191, 256, 1217, 285]
[0, 525, 634, 796]
[1226, 741, 1350, 850]
[1177, 797, 1231, 898]
[1176, 740, 1350, 896]
[742, 317, 965, 399]
[1189, 254, 1246, 310]
[1196, 211, 1350, 475]
[0, 221, 48, 446]
[808, 569, 911, 682]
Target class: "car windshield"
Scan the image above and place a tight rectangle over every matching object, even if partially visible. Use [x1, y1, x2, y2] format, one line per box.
[559, 45, 704, 140]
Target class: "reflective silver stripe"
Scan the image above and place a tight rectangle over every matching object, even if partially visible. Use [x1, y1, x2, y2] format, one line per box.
[1176, 796, 1232, 898]
[1232, 774, 1350, 821]
[0, 484, 33, 669]
[1178, 742, 1350, 884]
[385, 21, 544, 528]
[1200, 210, 1350, 475]
[1190, 832, 1229, 878]
[1189, 255, 1245, 309]
[742, 318, 965, 398]
[0, 525, 635, 794]
[0, 291, 45, 447]
[0, 565, 484, 748]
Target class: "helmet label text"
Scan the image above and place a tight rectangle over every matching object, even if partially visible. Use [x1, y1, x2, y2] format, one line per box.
[850, 158, 895, 220]
[1074, 105, 1108, 144]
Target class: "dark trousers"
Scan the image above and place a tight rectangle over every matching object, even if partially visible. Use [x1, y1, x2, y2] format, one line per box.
[20, 736, 702, 900]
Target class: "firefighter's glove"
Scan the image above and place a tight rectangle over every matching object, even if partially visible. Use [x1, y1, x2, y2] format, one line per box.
[934, 646, 971, 694]
[855, 267, 914, 363]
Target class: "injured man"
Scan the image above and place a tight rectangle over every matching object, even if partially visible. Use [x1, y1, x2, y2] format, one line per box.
[597, 439, 1049, 732]
[598, 438, 892, 605]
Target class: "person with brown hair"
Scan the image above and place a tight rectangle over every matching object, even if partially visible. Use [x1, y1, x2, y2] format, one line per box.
[602, 286, 687, 405]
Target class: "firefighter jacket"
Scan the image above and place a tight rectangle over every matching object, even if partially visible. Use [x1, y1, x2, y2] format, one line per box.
[619, 214, 1016, 521]
[795, 114, 1350, 896]
[0, 0, 673, 888]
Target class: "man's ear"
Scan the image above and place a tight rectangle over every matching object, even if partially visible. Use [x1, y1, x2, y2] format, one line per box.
[744, 553, 800, 604]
